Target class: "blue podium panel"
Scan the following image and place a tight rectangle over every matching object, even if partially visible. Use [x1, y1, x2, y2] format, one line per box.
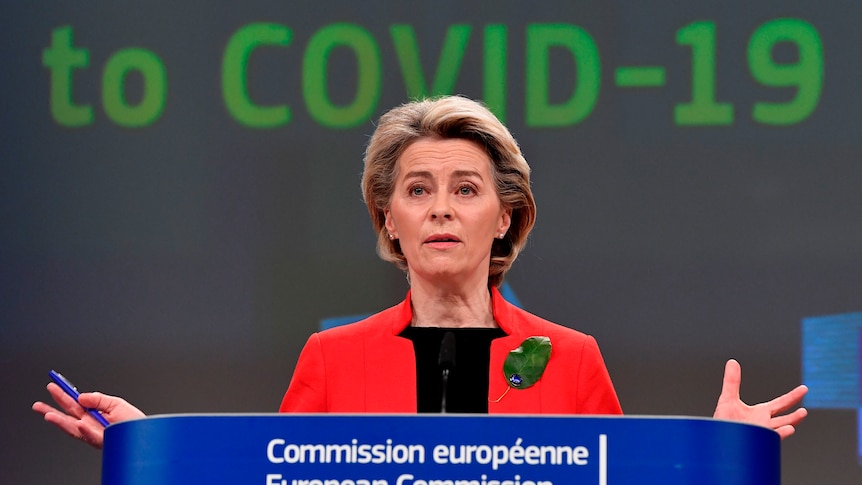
[102, 415, 779, 485]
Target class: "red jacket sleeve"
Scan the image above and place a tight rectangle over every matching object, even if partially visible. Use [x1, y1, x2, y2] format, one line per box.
[576, 335, 622, 414]
[279, 334, 327, 412]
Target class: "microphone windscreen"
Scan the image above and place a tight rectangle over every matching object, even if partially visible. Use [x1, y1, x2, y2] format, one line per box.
[438, 331, 456, 370]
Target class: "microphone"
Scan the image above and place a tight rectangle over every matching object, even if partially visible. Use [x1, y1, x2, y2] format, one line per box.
[438, 331, 456, 413]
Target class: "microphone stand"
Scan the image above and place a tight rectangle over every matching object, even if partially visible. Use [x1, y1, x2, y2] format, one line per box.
[438, 331, 456, 413]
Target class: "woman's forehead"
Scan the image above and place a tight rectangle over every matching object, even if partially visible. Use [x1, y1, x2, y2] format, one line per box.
[395, 138, 493, 177]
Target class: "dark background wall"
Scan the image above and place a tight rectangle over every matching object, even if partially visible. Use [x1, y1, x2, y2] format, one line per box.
[2, 1, 860, 483]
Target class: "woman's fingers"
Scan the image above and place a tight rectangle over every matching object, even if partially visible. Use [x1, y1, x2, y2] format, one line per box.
[773, 424, 797, 440]
[766, 385, 808, 415]
[78, 392, 113, 413]
[713, 360, 809, 440]
[78, 423, 105, 449]
[35, 403, 84, 437]
[33, 383, 114, 449]
[33, 401, 106, 449]
[770, 406, 808, 430]
[45, 383, 86, 419]
[718, 359, 742, 401]
[78, 392, 146, 422]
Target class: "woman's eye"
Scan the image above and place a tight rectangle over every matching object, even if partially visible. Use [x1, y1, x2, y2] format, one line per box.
[459, 186, 474, 195]
[410, 186, 425, 196]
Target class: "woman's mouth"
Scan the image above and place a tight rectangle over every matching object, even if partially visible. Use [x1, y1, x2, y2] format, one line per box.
[424, 234, 461, 248]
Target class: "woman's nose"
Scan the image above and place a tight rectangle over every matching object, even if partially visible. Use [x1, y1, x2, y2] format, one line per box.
[430, 194, 453, 220]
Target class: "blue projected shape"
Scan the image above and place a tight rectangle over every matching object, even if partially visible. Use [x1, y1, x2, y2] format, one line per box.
[802, 312, 862, 408]
[801, 311, 862, 466]
[319, 281, 522, 330]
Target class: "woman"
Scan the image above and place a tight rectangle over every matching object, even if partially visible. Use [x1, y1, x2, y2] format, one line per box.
[33, 96, 808, 448]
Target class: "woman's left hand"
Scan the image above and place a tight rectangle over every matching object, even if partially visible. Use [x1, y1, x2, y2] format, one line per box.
[33, 382, 145, 449]
[713, 359, 808, 440]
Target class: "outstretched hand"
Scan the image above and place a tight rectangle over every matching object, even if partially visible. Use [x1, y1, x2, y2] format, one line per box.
[713, 359, 808, 439]
[32, 382, 146, 449]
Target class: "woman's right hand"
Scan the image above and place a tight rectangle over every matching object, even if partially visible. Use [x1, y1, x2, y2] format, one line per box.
[32, 382, 146, 449]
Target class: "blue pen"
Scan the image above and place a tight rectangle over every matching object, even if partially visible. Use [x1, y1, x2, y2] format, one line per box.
[48, 370, 111, 428]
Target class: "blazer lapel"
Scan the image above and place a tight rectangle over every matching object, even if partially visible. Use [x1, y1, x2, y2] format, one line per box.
[362, 293, 417, 412]
[487, 289, 543, 414]
[363, 333, 417, 412]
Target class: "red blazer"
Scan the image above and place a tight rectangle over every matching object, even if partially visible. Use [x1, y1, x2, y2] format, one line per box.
[279, 287, 622, 415]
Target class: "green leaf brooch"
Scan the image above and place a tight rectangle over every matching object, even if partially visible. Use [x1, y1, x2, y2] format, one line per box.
[490, 336, 553, 403]
[504, 336, 552, 389]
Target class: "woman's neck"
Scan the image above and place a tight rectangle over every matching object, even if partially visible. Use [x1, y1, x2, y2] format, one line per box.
[408, 277, 497, 328]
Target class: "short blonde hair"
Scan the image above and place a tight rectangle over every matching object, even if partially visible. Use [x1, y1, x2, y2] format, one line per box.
[361, 96, 536, 288]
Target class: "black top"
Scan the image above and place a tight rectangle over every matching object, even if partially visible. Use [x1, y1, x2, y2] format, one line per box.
[399, 327, 506, 413]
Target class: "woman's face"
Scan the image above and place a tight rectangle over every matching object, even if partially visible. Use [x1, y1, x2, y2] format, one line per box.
[384, 137, 512, 289]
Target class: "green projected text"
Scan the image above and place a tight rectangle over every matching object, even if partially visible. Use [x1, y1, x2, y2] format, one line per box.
[43, 19, 823, 129]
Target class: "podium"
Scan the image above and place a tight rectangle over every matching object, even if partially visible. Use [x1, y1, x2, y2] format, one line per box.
[102, 415, 779, 484]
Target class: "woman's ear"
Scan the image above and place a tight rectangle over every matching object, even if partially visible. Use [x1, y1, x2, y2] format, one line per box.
[384, 208, 397, 238]
[498, 208, 512, 236]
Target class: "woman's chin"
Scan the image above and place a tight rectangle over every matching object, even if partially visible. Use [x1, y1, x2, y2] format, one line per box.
[410, 266, 486, 288]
